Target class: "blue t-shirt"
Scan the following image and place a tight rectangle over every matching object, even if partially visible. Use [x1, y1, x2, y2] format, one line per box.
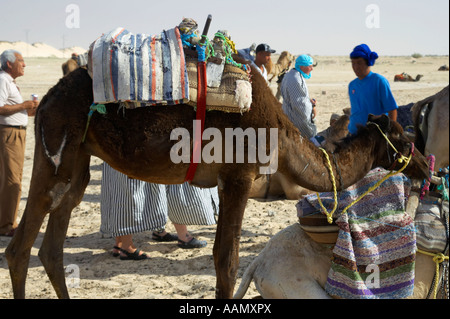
[347, 72, 398, 134]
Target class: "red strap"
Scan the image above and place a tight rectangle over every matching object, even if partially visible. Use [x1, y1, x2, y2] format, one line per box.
[184, 61, 207, 182]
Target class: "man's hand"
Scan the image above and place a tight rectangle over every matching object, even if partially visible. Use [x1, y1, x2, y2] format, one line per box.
[0, 100, 38, 116]
[24, 100, 39, 116]
[311, 99, 317, 119]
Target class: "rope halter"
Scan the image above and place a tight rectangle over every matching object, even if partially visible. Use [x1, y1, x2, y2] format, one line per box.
[317, 121, 414, 224]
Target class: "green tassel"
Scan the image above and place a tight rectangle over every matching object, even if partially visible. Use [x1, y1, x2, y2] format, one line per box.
[82, 104, 107, 143]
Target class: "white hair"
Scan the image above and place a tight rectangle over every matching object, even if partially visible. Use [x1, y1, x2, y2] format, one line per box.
[0, 49, 21, 70]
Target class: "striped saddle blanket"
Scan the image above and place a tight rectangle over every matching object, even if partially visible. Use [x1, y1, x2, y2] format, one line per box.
[89, 27, 252, 112]
[90, 27, 189, 106]
[297, 168, 416, 299]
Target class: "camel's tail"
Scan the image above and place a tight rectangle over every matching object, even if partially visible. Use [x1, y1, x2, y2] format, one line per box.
[233, 256, 259, 299]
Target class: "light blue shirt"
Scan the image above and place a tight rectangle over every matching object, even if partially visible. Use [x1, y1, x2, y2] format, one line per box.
[348, 71, 398, 134]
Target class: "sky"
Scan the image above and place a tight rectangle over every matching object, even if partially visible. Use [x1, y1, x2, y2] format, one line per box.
[0, 0, 448, 56]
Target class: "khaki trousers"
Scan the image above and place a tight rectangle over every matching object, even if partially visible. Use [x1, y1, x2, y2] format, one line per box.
[0, 126, 26, 234]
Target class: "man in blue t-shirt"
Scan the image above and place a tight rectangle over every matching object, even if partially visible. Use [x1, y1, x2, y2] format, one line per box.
[347, 44, 398, 135]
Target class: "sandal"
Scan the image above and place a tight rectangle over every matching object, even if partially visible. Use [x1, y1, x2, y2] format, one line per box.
[177, 237, 207, 249]
[112, 246, 121, 257]
[152, 232, 178, 242]
[119, 248, 149, 260]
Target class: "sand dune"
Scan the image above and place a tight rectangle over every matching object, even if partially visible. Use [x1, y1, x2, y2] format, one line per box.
[0, 41, 86, 58]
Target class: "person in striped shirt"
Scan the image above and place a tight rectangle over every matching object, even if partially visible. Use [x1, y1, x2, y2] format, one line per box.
[280, 54, 319, 143]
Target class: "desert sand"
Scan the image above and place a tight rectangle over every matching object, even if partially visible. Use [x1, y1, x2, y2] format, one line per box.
[0, 51, 448, 299]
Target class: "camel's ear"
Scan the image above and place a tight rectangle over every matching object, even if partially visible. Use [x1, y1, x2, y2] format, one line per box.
[367, 114, 391, 132]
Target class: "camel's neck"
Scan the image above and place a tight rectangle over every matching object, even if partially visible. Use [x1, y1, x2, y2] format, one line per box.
[279, 132, 375, 193]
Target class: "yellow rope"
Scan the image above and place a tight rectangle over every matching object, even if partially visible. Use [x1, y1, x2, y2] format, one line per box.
[368, 121, 410, 164]
[316, 122, 413, 224]
[341, 153, 411, 215]
[417, 249, 449, 299]
[316, 148, 338, 224]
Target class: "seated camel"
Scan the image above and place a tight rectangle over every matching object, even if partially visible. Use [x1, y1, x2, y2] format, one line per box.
[233, 224, 443, 299]
[235, 173, 448, 299]
[394, 72, 423, 82]
[249, 112, 350, 200]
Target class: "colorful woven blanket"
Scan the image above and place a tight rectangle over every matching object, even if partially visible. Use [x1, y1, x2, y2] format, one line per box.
[297, 168, 416, 299]
[415, 199, 448, 254]
[91, 27, 189, 106]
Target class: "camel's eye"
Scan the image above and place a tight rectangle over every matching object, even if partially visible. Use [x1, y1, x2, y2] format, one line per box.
[391, 133, 401, 140]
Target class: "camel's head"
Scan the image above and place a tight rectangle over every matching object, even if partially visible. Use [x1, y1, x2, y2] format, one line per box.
[367, 114, 429, 180]
[277, 51, 295, 69]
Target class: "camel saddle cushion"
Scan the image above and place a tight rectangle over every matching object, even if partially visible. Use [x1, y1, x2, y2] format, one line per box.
[415, 198, 449, 254]
[297, 168, 416, 299]
[184, 53, 252, 113]
[88, 27, 251, 112]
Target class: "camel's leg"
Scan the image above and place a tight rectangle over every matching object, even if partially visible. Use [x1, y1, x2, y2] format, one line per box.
[38, 153, 91, 299]
[213, 173, 253, 299]
[5, 205, 47, 299]
[6, 145, 90, 299]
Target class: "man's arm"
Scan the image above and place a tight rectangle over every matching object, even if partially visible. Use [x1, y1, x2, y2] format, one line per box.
[0, 101, 38, 116]
[388, 109, 397, 122]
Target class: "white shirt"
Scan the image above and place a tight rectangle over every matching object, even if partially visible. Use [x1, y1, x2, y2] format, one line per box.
[0, 70, 26, 126]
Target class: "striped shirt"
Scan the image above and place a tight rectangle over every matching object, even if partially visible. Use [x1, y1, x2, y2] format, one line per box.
[280, 68, 317, 139]
[100, 162, 219, 237]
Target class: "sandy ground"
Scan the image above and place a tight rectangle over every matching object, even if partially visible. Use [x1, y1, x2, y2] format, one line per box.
[0, 54, 448, 299]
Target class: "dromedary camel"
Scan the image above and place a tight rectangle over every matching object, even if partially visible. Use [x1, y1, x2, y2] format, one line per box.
[412, 86, 449, 170]
[6, 55, 428, 299]
[249, 113, 350, 200]
[267, 51, 296, 101]
[233, 223, 443, 299]
[394, 73, 424, 82]
[61, 53, 79, 76]
[267, 51, 295, 83]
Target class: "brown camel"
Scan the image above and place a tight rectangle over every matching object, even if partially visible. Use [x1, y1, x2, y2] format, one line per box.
[394, 73, 423, 82]
[267, 51, 296, 101]
[61, 54, 79, 76]
[267, 51, 295, 83]
[249, 112, 350, 200]
[5, 56, 428, 299]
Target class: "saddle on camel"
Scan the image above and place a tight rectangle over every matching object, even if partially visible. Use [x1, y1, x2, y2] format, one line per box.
[86, 17, 253, 181]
